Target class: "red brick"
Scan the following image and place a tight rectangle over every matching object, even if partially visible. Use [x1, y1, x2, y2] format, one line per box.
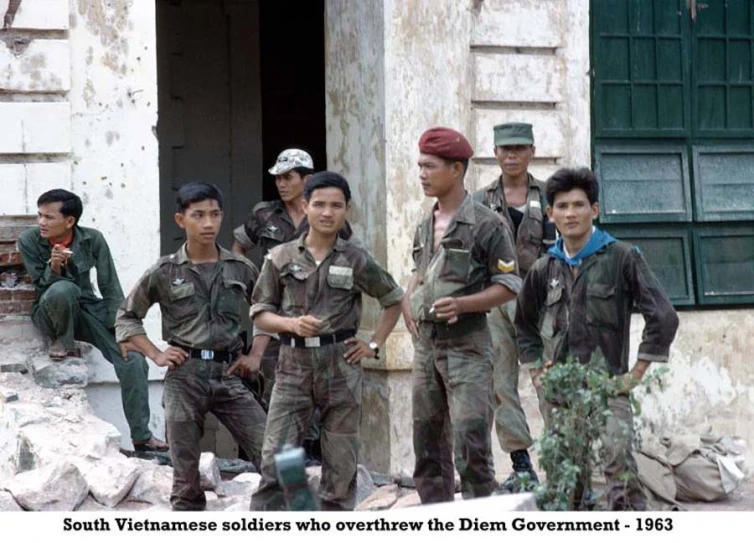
[0, 300, 33, 316]
[0, 216, 36, 243]
[12, 288, 36, 301]
[0, 289, 11, 302]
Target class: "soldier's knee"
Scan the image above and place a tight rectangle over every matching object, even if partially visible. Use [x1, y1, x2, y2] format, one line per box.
[40, 281, 82, 306]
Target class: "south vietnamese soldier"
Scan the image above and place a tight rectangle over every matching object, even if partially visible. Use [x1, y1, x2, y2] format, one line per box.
[402, 127, 521, 503]
[249, 172, 404, 511]
[115, 182, 267, 511]
[231, 148, 355, 459]
[17, 189, 167, 453]
[515, 167, 679, 510]
[472, 122, 556, 492]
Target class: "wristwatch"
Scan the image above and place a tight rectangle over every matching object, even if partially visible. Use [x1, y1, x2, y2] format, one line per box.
[368, 341, 380, 359]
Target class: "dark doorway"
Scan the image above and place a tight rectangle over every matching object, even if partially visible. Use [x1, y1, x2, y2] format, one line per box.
[156, 0, 326, 253]
[259, 1, 327, 201]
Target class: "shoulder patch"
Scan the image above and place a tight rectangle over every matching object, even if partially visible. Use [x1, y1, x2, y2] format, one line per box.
[497, 259, 515, 273]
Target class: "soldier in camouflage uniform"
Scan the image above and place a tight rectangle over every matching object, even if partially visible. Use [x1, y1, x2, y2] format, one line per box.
[249, 172, 403, 511]
[17, 189, 166, 452]
[472, 123, 556, 492]
[231, 149, 353, 459]
[116, 182, 267, 511]
[402, 127, 522, 504]
[515, 168, 679, 510]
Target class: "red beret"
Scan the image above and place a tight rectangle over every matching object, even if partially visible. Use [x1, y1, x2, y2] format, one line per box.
[418, 127, 474, 160]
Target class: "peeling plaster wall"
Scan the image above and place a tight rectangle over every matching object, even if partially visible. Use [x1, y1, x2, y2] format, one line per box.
[1, 1, 163, 443]
[633, 311, 754, 460]
[467, 0, 591, 188]
[69, 0, 160, 310]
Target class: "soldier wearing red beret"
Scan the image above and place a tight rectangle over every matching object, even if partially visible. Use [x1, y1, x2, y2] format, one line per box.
[402, 127, 522, 503]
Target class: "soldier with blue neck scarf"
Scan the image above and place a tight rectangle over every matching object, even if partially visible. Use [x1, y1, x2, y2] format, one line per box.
[515, 167, 679, 511]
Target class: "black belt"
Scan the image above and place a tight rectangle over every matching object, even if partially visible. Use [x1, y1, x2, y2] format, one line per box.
[168, 342, 237, 363]
[279, 329, 356, 348]
[419, 313, 487, 340]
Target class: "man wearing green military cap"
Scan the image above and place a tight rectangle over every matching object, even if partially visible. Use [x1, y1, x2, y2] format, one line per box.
[473, 122, 556, 493]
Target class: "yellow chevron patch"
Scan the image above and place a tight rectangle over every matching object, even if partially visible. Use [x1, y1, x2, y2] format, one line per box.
[497, 259, 515, 273]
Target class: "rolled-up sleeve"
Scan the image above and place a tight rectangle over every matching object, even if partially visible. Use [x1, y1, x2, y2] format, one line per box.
[483, 219, 521, 294]
[115, 267, 157, 342]
[628, 247, 679, 363]
[355, 252, 404, 308]
[233, 224, 253, 250]
[249, 255, 281, 319]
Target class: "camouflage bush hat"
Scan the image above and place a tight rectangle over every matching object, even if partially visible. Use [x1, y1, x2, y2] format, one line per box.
[268, 149, 314, 175]
[494, 123, 534, 146]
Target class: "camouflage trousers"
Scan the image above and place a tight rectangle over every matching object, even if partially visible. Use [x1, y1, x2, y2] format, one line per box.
[549, 394, 646, 511]
[32, 281, 152, 441]
[412, 323, 496, 503]
[164, 357, 267, 511]
[487, 299, 551, 453]
[250, 341, 362, 511]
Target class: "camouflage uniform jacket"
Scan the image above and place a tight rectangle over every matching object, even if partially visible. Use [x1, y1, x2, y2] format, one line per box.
[115, 244, 258, 352]
[515, 242, 679, 376]
[233, 200, 355, 258]
[250, 235, 404, 335]
[17, 225, 124, 327]
[473, 173, 556, 275]
[409, 193, 522, 323]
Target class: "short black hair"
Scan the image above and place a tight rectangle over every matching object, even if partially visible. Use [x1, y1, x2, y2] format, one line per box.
[545, 167, 600, 206]
[37, 189, 83, 225]
[442, 158, 469, 179]
[290, 166, 315, 177]
[176, 182, 224, 212]
[304, 171, 351, 203]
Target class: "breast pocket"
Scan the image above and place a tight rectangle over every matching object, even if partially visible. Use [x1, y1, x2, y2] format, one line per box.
[280, 266, 309, 313]
[586, 283, 619, 328]
[439, 247, 471, 283]
[218, 279, 248, 320]
[168, 282, 197, 321]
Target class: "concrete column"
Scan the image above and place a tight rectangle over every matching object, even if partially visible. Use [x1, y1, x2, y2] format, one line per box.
[326, 0, 474, 476]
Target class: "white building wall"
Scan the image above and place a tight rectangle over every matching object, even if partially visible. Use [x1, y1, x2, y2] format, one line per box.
[1, 0, 165, 448]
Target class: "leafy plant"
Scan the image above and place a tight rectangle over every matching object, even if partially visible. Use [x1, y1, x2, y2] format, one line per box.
[533, 354, 618, 511]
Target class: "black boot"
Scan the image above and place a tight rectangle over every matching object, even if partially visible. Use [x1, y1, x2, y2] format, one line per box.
[500, 449, 539, 493]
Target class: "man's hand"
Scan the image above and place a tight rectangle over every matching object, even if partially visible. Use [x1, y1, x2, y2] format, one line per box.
[432, 297, 463, 324]
[342, 338, 376, 365]
[153, 346, 189, 370]
[289, 315, 322, 337]
[227, 352, 261, 379]
[401, 298, 419, 340]
[119, 340, 138, 360]
[50, 244, 72, 274]
[530, 360, 553, 389]
[613, 373, 640, 395]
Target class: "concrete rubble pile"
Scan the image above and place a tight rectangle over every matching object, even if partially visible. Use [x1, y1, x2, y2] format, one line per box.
[0, 341, 475, 512]
[0, 331, 538, 512]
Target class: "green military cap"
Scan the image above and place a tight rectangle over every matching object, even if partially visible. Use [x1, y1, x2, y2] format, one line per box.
[494, 122, 534, 146]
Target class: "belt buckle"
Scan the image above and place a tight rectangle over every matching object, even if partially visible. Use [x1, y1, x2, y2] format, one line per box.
[200, 349, 214, 360]
[304, 336, 321, 348]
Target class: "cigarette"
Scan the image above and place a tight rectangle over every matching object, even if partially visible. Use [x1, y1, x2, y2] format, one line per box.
[428, 307, 435, 315]
[62, 249, 73, 256]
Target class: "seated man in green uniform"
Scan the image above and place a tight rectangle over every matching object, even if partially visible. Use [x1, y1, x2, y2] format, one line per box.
[17, 189, 166, 452]
[402, 127, 522, 503]
[515, 167, 679, 510]
[116, 182, 267, 511]
[249, 172, 404, 511]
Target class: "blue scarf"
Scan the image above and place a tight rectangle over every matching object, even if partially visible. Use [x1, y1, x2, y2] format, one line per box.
[548, 227, 616, 267]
